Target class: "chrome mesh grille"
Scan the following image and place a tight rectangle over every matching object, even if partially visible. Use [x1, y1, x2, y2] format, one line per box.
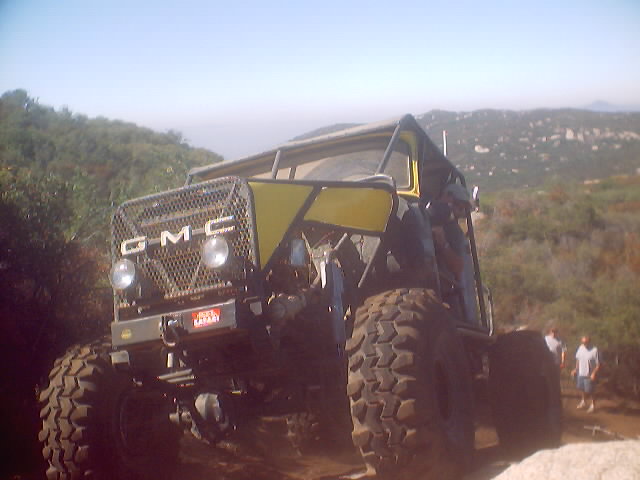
[111, 177, 256, 308]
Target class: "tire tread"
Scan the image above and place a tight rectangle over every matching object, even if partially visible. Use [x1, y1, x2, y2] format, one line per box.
[347, 288, 472, 478]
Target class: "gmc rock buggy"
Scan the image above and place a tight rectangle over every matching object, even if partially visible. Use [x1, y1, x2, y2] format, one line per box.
[39, 115, 561, 479]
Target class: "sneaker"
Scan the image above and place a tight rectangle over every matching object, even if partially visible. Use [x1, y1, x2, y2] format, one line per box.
[576, 400, 586, 409]
[586, 404, 595, 413]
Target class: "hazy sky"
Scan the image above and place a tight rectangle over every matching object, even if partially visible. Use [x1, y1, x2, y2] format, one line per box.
[1, 0, 639, 158]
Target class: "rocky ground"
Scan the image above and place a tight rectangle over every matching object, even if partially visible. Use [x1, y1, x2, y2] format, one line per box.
[175, 381, 640, 480]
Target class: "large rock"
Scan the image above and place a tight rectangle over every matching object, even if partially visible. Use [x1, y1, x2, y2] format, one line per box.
[493, 441, 640, 480]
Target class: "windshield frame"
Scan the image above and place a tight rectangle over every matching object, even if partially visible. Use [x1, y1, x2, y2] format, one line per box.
[251, 134, 412, 188]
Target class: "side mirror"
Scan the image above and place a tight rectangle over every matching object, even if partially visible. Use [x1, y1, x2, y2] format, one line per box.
[472, 185, 480, 212]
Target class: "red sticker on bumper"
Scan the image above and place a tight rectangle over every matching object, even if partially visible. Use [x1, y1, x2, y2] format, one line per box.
[192, 308, 221, 328]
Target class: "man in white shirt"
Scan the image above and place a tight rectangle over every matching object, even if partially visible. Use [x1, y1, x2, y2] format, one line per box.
[544, 327, 567, 368]
[571, 335, 601, 413]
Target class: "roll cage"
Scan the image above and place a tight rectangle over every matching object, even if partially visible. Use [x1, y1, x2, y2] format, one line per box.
[187, 113, 491, 333]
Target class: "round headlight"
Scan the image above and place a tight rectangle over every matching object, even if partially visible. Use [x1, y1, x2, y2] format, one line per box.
[202, 236, 230, 269]
[110, 258, 137, 290]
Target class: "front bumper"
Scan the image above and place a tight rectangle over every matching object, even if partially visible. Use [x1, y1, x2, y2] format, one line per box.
[111, 299, 237, 348]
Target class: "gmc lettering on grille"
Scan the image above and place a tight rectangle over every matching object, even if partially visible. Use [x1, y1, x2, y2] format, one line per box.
[120, 216, 235, 256]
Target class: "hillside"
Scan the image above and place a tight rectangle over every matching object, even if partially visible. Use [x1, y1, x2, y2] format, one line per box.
[476, 175, 640, 396]
[0, 90, 222, 212]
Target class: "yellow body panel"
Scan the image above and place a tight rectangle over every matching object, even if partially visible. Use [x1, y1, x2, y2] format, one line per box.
[399, 131, 420, 198]
[305, 187, 393, 232]
[249, 182, 313, 268]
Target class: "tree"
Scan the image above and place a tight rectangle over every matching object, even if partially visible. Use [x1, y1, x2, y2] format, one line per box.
[0, 170, 111, 477]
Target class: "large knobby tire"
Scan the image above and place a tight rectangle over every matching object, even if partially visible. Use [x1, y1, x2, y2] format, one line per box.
[39, 339, 180, 480]
[488, 330, 562, 458]
[346, 288, 474, 479]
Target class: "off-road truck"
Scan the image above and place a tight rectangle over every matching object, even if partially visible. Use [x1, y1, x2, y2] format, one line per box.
[39, 114, 561, 479]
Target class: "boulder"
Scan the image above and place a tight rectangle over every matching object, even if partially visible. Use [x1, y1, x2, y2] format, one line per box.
[493, 441, 640, 480]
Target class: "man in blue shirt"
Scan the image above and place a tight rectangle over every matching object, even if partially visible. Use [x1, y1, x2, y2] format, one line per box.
[572, 335, 601, 413]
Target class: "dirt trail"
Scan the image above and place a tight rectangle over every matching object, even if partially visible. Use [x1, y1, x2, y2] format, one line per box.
[176, 383, 640, 480]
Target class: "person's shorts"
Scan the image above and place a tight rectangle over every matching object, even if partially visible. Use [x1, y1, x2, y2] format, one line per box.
[576, 375, 595, 394]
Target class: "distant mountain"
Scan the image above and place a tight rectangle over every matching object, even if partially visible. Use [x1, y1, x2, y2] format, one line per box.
[584, 101, 640, 113]
[416, 109, 640, 191]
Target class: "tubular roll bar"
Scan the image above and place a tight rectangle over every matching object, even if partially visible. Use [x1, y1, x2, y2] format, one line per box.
[454, 173, 489, 332]
[376, 114, 413, 174]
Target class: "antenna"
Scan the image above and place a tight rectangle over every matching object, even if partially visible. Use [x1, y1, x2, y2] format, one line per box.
[442, 130, 448, 157]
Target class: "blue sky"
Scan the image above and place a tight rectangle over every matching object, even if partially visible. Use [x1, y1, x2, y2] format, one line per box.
[1, 0, 639, 158]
